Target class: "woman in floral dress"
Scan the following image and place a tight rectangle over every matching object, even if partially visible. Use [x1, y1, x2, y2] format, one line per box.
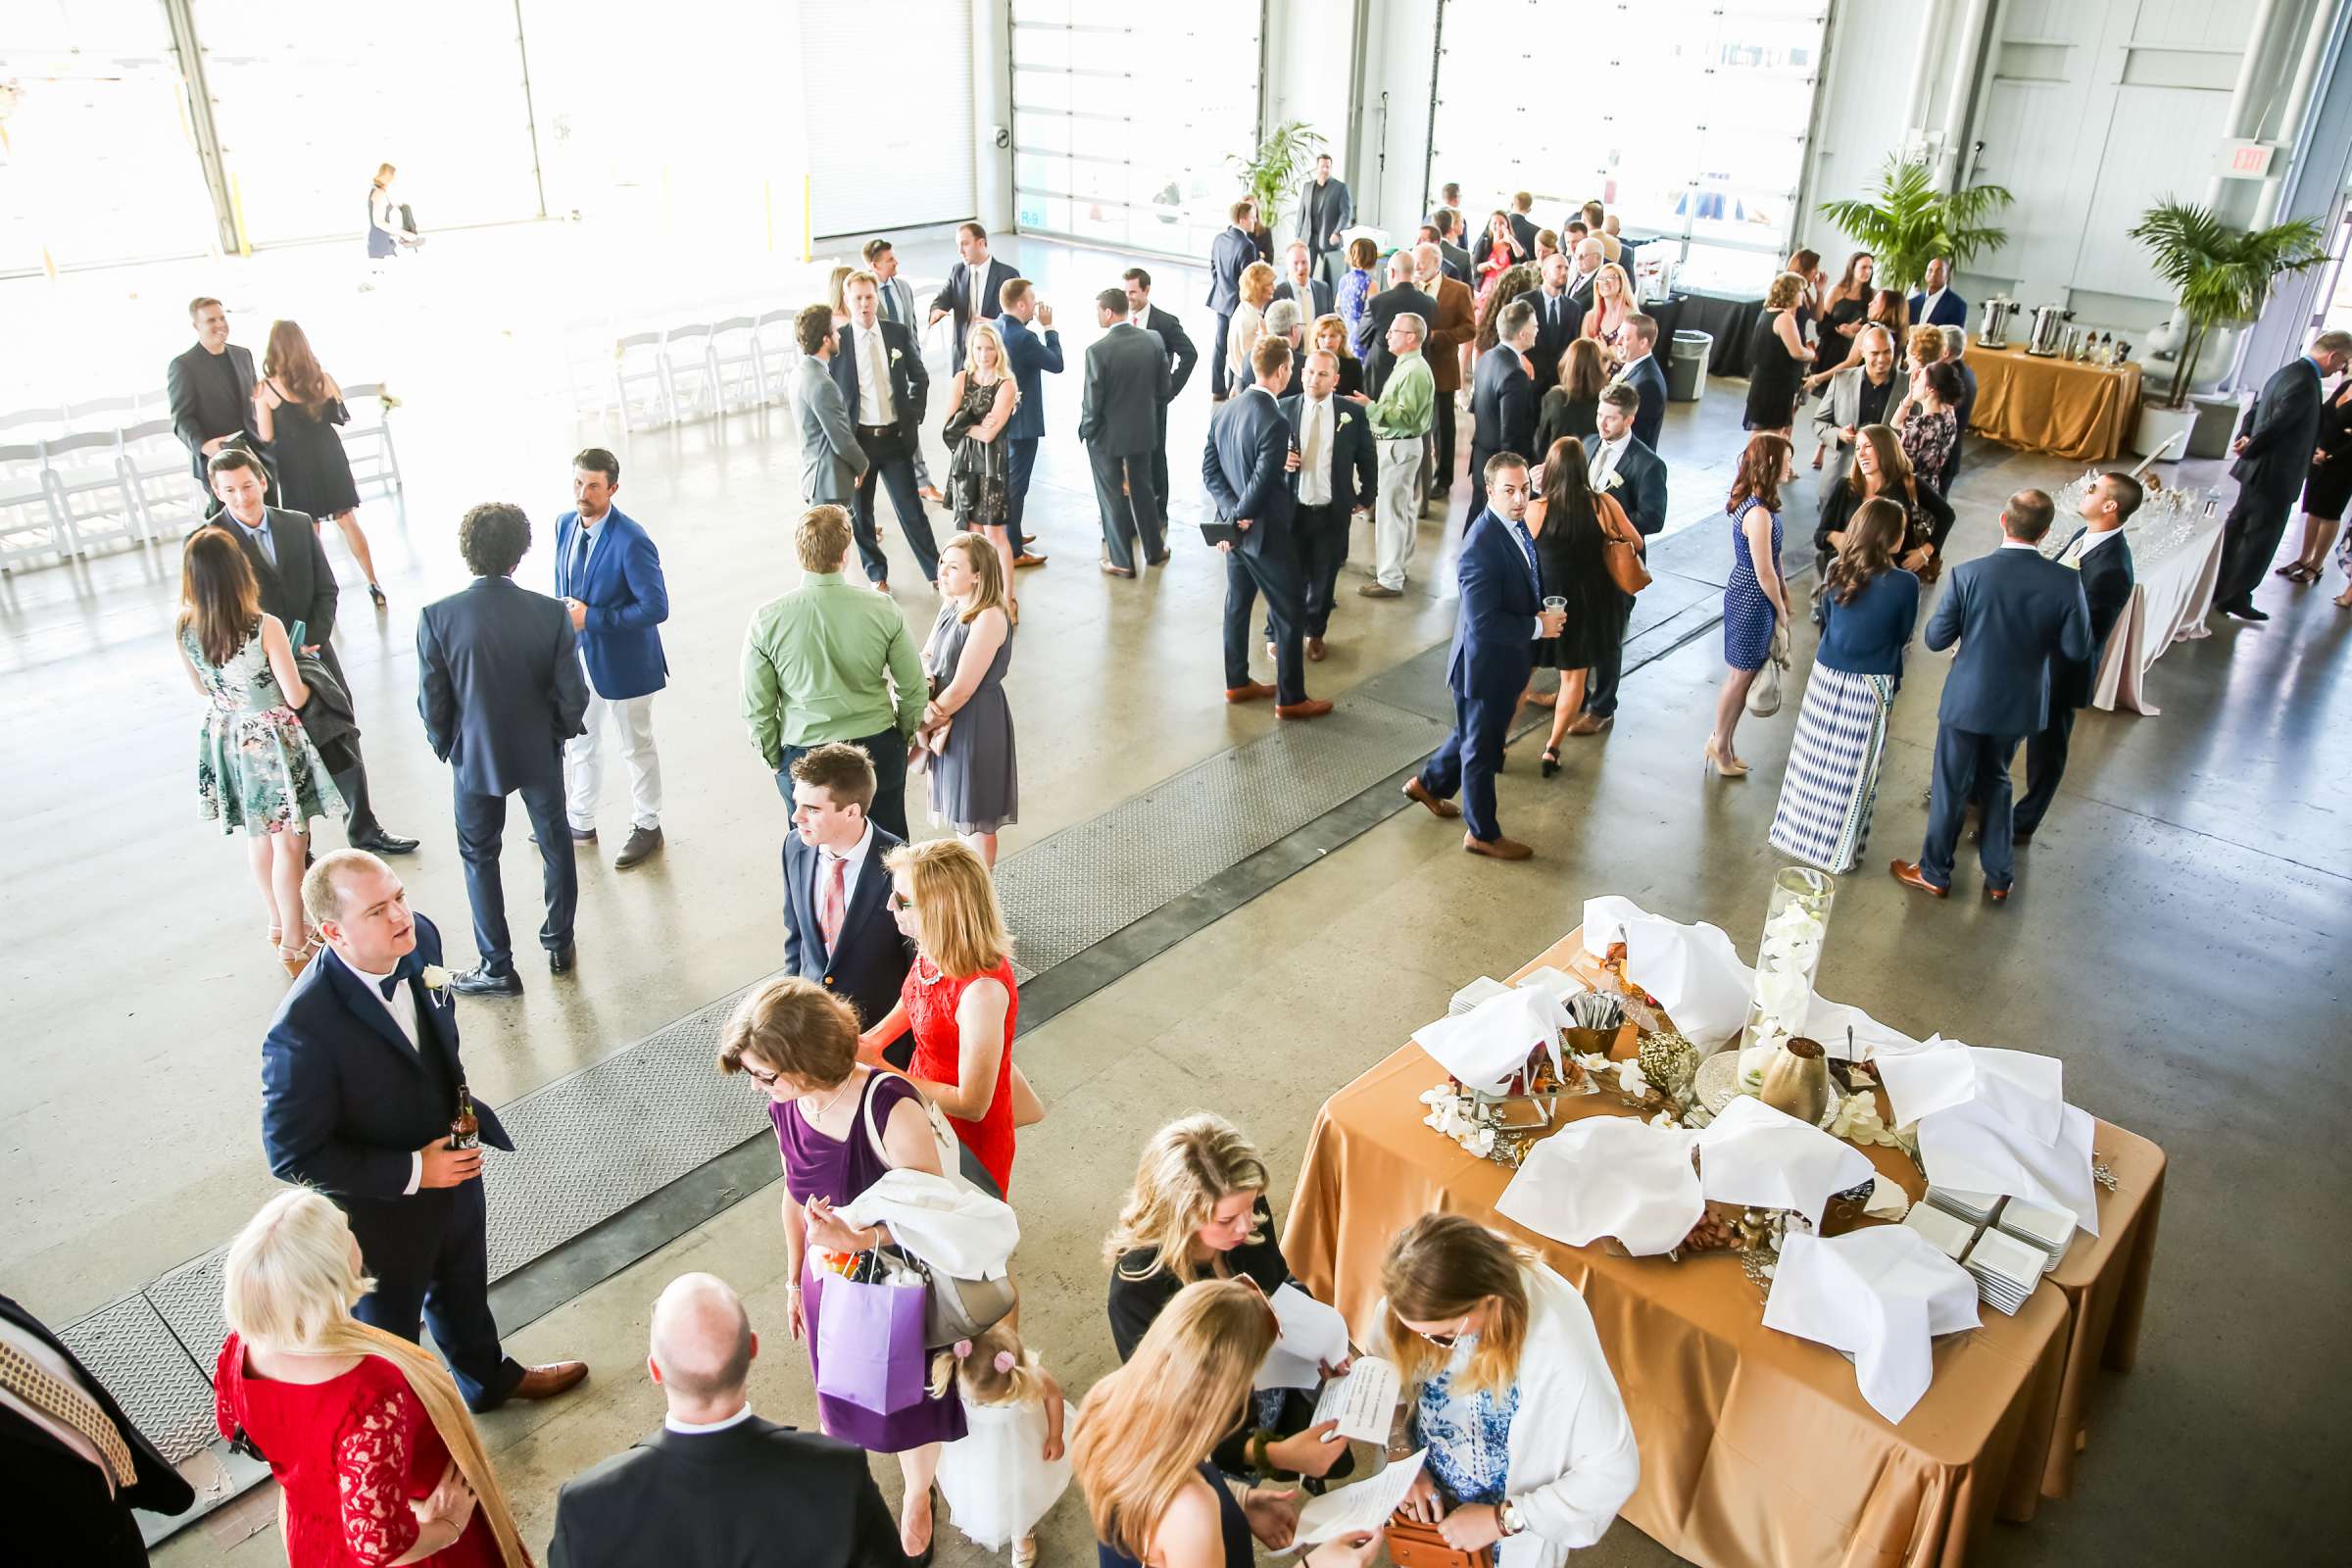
[175, 526, 343, 976]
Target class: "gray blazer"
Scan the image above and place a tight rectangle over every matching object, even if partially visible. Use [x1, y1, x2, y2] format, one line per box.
[1810, 364, 1904, 491]
[1079, 321, 1172, 456]
[798, 353, 869, 505]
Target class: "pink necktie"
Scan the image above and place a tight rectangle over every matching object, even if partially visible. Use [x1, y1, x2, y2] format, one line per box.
[818, 855, 847, 952]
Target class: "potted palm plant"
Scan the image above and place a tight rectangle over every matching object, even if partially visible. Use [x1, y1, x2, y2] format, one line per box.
[1815, 155, 2013, 295]
[1228, 122, 1327, 241]
[2127, 201, 2328, 459]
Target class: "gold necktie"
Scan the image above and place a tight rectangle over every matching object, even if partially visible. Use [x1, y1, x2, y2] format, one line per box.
[0, 1338, 135, 1491]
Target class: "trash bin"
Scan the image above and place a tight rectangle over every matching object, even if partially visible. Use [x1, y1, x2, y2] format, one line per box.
[1669, 330, 1712, 403]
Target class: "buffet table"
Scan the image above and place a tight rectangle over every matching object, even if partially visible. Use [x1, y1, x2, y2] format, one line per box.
[1283, 928, 2164, 1568]
[1963, 343, 2144, 463]
[2090, 510, 2226, 714]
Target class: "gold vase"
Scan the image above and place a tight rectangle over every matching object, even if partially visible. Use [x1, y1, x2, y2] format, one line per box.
[1757, 1037, 1830, 1125]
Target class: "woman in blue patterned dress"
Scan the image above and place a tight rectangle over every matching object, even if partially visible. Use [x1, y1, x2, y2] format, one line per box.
[1382, 1215, 1639, 1568]
[1337, 236, 1379, 358]
[1707, 432, 1794, 778]
[174, 527, 344, 976]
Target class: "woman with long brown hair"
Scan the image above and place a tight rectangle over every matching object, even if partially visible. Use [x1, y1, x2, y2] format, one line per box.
[1770, 497, 1920, 872]
[254, 319, 385, 606]
[1526, 437, 1637, 776]
[1072, 1279, 1380, 1568]
[1382, 1214, 1637, 1566]
[1535, 337, 1608, 455]
[1811, 423, 1954, 605]
[1475, 263, 1541, 354]
[175, 526, 342, 974]
[1708, 432, 1794, 776]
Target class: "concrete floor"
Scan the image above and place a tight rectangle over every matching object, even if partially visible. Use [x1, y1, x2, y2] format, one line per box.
[6, 227, 2346, 1566]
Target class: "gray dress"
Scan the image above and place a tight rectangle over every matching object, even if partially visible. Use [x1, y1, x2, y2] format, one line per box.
[926, 603, 1018, 834]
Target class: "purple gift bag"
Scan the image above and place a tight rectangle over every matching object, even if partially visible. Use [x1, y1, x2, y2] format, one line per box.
[814, 1269, 929, 1414]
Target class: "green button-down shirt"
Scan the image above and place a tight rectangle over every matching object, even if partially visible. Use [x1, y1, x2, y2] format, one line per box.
[741, 572, 928, 769]
[1368, 348, 1436, 440]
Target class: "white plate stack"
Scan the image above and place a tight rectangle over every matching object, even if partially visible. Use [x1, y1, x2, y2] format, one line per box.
[1900, 1202, 1976, 1260]
[1925, 1185, 2002, 1227]
[1961, 1229, 2044, 1315]
[1996, 1200, 2077, 1274]
[1449, 976, 1509, 1017]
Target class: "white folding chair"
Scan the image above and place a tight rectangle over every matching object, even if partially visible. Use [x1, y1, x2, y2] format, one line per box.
[0, 406, 68, 440]
[2, 443, 74, 568]
[63, 395, 144, 435]
[660, 322, 719, 420]
[613, 331, 668, 428]
[709, 317, 765, 412]
[41, 429, 142, 552]
[756, 308, 802, 403]
[119, 418, 206, 540]
[339, 384, 407, 519]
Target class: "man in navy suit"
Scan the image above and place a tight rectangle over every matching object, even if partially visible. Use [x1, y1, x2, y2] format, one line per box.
[1403, 454, 1566, 860]
[928, 221, 1018, 375]
[1276, 347, 1378, 659]
[2212, 330, 2351, 619]
[1907, 258, 1967, 329]
[1468, 301, 1539, 522]
[1206, 198, 1258, 398]
[418, 503, 591, 993]
[265, 850, 587, 1409]
[1607, 315, 1670, 451]
[1203, 338, 1330, 718]
[997, 278, 1062, 568]
[1571, 384, 1668, 734]
[1273, 240, 1335, 318]
[557, 448, 668, 870]
[837, 270, 939, 589]
[1516, 252, 1587, 388]
[1124, 268, 1200, 514]
[1893, 489, 2091, 902]
[778, 743, 916, 1068]
[2012, 471, 2141, 841]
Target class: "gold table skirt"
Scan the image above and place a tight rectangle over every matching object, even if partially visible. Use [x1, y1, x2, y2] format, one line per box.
[1964, 343, 2144, 464]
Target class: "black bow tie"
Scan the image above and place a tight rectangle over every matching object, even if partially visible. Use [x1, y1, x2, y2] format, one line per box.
[377, 954, 417, 999]
[377, 974, 402, 1000]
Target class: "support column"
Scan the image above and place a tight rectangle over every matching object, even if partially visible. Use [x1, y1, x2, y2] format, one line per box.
[162, 0, 238, 256]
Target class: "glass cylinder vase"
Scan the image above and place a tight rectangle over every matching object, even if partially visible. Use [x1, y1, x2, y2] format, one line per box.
[1734, 867, 1837, 1087]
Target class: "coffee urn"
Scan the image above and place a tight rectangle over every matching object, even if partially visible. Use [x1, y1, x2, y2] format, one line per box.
[2026, 304, 2074, 358]
[1979, 296, 2018, 350]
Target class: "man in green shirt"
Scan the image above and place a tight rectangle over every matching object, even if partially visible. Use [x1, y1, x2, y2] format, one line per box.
[1362, 312, 1436, 598]
[740, 505, 928, 838]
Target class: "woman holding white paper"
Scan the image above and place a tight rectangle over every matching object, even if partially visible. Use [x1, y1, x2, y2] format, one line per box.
[1381, 1214, 1639, 1565]
[1072, 1279, 1380, 1568]
[1104, 1114, 1352, 1484]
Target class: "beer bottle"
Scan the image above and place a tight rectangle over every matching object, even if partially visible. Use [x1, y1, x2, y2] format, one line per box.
[449, 1084, 479, 1151]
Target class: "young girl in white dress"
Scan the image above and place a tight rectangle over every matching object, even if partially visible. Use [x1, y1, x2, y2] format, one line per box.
[932, 1321, 1070, 1565]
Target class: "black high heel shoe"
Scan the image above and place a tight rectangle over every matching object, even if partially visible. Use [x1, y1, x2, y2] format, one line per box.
[1541, 746, 1562, 778]
[368, 582, 387, 609]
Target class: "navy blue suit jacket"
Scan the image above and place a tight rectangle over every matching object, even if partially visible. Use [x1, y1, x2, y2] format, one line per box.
[263, 914, 514, 1206]
[1449, 509, 1542, 704]
[781, 827, 915, 1031]
[1514, 287, 1586, 387]
[829, 318, 930, 447]
[2230, 357, 2325, 501]
[1279, 391, 1377, 517]
[1207, 226, 1255, 314]
[1610, 438, 1669, 536]
[1907, 289, 1968, 328]
[1471, 345, 1537, 466]
[1924, 545, 2092, 737]
[1273, 275, 1335, 318]
[2048, 529, 2135, 710]
[555, 507, 668, 701]
[1617, 355, 1670, 451]
[931, 257, 1019, 372]
[417, 576, 590, 797]
[998, 314, 1063, 442]
[1202, 388, 1296, 558]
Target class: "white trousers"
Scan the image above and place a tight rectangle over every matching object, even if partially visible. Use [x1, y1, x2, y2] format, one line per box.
[1375, 436, 1428, 589]
[564, 689, 661, 830]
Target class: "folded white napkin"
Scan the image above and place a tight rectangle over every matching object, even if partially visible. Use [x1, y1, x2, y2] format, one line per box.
[1414, 985, 1567, 1096]
[1763, 1227, 1981, 1424]
[1693, 1094, 1875, 1228]
[1877, 1044, 2065, 1146]
[1495, 1117, 1703, 1256]
[1915, 1099, 2101, 1238]
[1579, 896, 1749, 1048]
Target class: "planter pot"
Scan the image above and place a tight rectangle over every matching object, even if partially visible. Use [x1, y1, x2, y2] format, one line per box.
[2188, 393, 2242, 460]
[2132, 403, 2196, 462]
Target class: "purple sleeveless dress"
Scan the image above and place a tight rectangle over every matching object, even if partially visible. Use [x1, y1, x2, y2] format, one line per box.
[773, 1070, 968, 1451]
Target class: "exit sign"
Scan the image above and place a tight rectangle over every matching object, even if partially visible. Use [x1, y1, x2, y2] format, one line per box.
[2218, 140, 2277, 179]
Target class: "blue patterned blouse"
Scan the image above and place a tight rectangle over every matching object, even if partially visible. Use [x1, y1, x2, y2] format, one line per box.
[1412, 1343, 1522, 1512]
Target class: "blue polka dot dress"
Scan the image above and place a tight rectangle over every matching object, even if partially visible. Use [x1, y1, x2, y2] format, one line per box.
[1723, 494, 1782, 672]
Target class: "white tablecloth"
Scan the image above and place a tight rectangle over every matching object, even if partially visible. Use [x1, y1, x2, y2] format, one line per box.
[2091, 512, 2226, 714]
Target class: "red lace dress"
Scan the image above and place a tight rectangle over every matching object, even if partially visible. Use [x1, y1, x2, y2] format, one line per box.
[903, 953, 1021, 1195]
[214, 1334, 500, 1567]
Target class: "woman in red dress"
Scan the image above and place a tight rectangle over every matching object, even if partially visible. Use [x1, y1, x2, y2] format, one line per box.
[211, 1190, 527, 1567]
[858, 836, 1020, 1195]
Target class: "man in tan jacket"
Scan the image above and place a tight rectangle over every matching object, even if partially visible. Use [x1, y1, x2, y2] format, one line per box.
[1413, 242, 1477, 515]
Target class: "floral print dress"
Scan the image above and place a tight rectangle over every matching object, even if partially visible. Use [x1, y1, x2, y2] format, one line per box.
[1413, 1345, 1525, 1561]
[184, 619, 344, 836]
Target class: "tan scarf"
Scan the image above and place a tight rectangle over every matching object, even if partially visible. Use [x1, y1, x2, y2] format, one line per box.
[262, 1321, 533, 1567]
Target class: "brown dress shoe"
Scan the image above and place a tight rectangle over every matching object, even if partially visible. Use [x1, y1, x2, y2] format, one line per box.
[1225, 682, 1277, 703]
[1306, 637, 1327, 661]
[1012, 553, 1048, 569]
[1564, 711, 1612, 737]
[1887, 859, 1949, 898]
[1402, 778, 1461, 818]
[1276, 698, 1334, 720]
[1101, 561, 1136, 578]
[1984, 884, 2012, 903]
[1463, 832, 1534, 860]
[507, 1361, 588, 1401]
[1357, 582, 1402, 599]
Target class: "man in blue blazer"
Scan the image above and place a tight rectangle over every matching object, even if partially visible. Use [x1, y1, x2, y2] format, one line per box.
[1893, 489, 2091, 902]
[1607, 315, 1670, 452]
[1907, 258, 1968, 329]
[1206, 198, 1258, 398]
[927, 221, 1019, 375]
[265, 850, 586, 1410]
[1277, 348, 1378, 658]
[418, 503, 591, 993]
[1203, 339, 1329, 718]
[778, 743, 916, 1067]
[998, 279, 1063, 567]
[2212, 330, 2350, 618]
[1403, 453, 1566, 860]
[2013, 471, 2141, 841]
[557, 449, 668, 870]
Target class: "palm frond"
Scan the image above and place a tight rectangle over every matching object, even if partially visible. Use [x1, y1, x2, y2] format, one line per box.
[1816, 155, 2015, 293]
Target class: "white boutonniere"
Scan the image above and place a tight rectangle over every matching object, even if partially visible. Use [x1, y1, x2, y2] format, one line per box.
[1601, 471, 1624, 491]
[890, 348, 903, 364]
[420, 964, 452, 994]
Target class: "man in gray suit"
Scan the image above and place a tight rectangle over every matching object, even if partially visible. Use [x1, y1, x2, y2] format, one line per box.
[1080, 287, 1172, 577]
[1892, 489, 2090, 905]
[795, 306, 878, 585]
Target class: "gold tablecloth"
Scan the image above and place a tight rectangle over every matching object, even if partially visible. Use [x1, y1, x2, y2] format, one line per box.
[1964, 344, 2143, 463]
[1282, 929, 2164, 1568]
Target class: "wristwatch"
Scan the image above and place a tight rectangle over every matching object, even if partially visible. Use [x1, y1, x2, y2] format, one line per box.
[1497, 1499, 1527, 1538]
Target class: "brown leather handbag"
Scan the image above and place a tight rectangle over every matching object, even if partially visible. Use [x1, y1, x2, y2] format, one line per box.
[1597, 491, 1652, 595]
[1383, 1511, 1494, 1568]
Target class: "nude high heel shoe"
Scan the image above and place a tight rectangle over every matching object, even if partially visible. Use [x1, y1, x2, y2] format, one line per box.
[1702, 738, 1750, 778]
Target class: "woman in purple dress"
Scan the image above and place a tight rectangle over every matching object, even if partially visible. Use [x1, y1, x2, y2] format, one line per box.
[719, 975, 966, 1561]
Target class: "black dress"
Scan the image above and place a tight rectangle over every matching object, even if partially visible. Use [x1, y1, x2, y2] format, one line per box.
[1531, 493, 1628, 669]
[1332, 356, 1364, 399]
[1097, 1463, 1253, 1568]
[267, 392, 361, 518]
[1742, 310, 1805, 431]
[2301, 381, 2352, 520]
[1813, 295, 1867, 379]
[1536, 390, 1598, 460]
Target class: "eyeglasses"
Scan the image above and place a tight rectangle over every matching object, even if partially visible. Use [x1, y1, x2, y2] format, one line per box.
[742, 1065, 781, 1088]
[890, 893, 913, 912]
[1397, 1310, 1472, 1348]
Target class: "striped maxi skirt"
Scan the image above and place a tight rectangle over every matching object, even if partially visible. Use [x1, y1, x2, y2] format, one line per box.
[1767, 664, 1897, 875]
